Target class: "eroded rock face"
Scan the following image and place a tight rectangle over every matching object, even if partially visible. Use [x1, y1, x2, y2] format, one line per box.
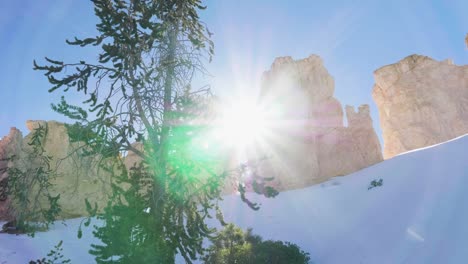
[0, 55, 385, 219]
[0, 121, 114, 220]
[0, 128, 23, 221]
[252, 55, 383, 190]
[373, 55, 468, 159]
[260, 55, 342, 127]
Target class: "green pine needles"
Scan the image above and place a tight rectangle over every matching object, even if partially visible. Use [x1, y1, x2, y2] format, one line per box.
[29, 240, 71, 264]
[33, 1, 278, 263]
[202, 224, 311, 264]
[2, 124, 61, 235]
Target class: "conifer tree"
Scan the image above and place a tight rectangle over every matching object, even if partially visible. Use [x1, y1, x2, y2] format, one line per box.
[202, 224, 311, 264]
[34, 1, 277, 262]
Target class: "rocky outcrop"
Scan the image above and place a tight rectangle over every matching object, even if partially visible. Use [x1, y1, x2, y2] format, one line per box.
[252, 55, 383, 190]
[0, 55, 385, 219]
[373, 55, 468, 159]
[0, 121, 114, 220]
[0, 128, 23, 220]
[260, 55, 342, 127]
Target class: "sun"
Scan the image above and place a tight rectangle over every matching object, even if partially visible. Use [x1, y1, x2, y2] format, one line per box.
[214, 97, 269, 150]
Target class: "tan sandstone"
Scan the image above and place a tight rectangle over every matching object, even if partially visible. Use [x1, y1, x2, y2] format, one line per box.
[0, 55, 386, 218]
[0, 121, 114, 220]
[0, 128, 23, 220]
[373, 55, 468, 159]
[250, 55, 383, 190]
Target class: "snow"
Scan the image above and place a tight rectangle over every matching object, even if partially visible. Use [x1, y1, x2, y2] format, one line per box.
[0, 218, 102, 263]
[1, 134, 468, 263]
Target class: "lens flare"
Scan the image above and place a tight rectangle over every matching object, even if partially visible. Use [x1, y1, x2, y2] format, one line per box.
[214, 98, 269, 150]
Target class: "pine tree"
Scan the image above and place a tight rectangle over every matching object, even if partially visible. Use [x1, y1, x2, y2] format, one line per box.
[34, 1, 277, 262]
[202, 224, 311, 264]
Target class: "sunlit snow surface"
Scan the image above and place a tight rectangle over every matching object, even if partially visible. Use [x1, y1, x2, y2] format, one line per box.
[1, 135, 468, 264]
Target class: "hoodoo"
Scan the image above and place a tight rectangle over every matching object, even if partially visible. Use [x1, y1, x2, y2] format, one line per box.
[373, 55, 468, 159]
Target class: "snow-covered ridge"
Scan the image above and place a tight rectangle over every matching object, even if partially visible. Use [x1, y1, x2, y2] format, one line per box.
[221, 133, 468, 264]
[1, 134, 467, 264]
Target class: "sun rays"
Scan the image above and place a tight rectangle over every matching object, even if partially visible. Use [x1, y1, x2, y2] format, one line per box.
[213, 97, 268, 150]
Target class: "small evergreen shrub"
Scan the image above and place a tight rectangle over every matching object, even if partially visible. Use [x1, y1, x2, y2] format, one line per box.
[203, 224, 311, 264]
[368, 179, 383, 190]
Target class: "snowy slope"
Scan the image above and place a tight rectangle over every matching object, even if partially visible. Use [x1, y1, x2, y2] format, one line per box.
[220, 134, 468, 264]
[0, 218, 104, 264]
[1, 134, 467, 264]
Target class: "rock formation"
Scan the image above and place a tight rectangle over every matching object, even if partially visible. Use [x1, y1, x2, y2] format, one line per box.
[0, 55, 386, 219]
[0, 128, 23, 220]
[373, 55, 468, 159]
[0, 121, 114, 220]
[251, 55, 383, 190]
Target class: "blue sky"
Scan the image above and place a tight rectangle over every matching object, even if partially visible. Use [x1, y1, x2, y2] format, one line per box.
[1, 0, 467, 143]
